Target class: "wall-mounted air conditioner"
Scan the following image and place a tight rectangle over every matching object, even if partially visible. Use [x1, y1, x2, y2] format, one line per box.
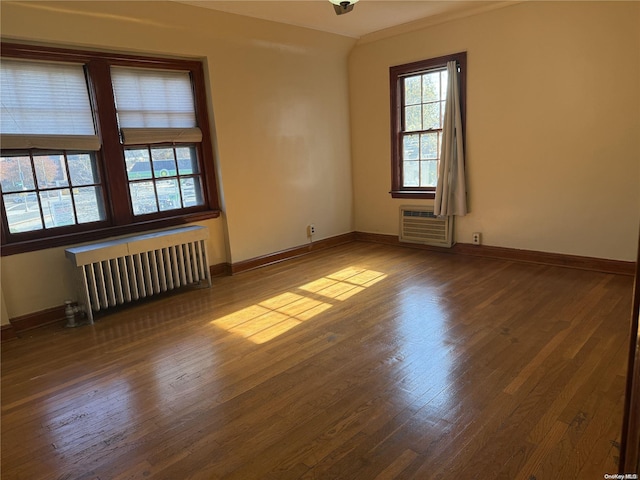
[399, 206, 454, 248]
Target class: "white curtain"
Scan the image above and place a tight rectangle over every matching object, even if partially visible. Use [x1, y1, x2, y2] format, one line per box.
[434, 60, 467, 217]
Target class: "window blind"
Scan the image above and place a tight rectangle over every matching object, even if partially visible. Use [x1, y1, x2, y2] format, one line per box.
[0, 59, 99, 150]
[111, 67, 197, 129]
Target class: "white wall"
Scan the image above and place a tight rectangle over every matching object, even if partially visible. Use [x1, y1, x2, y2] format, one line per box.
[349, 1, 640, 261]
[0, 1, 355, 319]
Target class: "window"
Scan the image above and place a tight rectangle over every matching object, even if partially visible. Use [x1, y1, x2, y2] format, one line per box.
[1, 59, 105, 234]
[0, 43, 219, 255]
[390, 52, 466, 198]
[111, 67, 205, 216]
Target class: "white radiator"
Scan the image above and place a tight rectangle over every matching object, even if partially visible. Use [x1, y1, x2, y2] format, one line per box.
[399, 206, 454, 248]
[65, 226, 211, 323]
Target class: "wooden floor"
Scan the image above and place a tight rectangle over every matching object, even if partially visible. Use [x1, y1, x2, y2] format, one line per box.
[1, 242, 634, 479]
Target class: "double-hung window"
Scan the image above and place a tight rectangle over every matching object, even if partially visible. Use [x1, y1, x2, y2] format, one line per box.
[390, 52, 466, 198]
[1, 60, 105, 233]
[112, 67, 206, 216]
[0, 43, 220, 255]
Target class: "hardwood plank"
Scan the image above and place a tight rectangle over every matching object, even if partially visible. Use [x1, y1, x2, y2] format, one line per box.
[0, 242, 634, 479]
[372, 448, 419, 480]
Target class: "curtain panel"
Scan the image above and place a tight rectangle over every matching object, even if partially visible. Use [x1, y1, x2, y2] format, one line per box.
[434, 60, 467, 217]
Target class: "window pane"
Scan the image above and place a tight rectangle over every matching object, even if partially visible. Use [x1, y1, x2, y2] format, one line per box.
[127, 145, 204, 216]
[74, 186, 105, 223]
[420, 133, 438, 159]
[403, 135, 419, 161]
[420, 160, 438, 187]
[180, 177, 204, 207]
[111, 67, 196, 128]
[403, 161, 419, 187]
[157, 179, 180, 211]
[2, 152, 105, 231]
[130, 181, 158, 215]
[422, 103, 441, 130]
[0, 60, 95, 136]
[151, 148, 177, 177]
[151, 147, 175, 162]
[42, 189, 75, 228]
[176, 147, 199, 175]
[404, 105, 422, 132]
[68, 154, 99, 186]
[4, 192, 42, 233]
[404, 76, 421, 105]
[126, 149, 152, 180]
[34, 155, 66, 189]
[422, 72, 440, 103]
[441, 70, 448, 101]
[0, 156, 35, 191]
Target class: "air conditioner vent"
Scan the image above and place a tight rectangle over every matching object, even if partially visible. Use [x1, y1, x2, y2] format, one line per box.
[399, 206, 454, 248]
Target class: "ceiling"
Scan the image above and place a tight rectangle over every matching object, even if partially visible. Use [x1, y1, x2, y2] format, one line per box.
[177, 1, 515, 40]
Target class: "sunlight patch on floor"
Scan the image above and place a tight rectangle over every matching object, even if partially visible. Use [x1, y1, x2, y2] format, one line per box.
[299, 267, 387, 301]
[210, 267, 387, 343]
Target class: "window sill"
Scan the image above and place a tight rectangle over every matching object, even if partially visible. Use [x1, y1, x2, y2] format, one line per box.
[1, 209, 221, 257]
[390, 190, 436, 199]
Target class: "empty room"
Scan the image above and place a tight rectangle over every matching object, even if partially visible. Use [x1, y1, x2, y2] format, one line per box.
[1, 1, 639, 479]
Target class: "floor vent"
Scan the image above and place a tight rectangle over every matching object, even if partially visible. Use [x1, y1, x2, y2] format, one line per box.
[399, 206, 454, 248]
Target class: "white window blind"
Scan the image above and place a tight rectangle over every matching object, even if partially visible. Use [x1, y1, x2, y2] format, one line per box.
[0, 59, 99, 150]
[111, 67, 196, 128]
[111, 67, 201, 145]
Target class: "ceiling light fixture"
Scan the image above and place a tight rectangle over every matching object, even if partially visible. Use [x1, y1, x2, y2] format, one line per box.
[329, 0, 359, 16]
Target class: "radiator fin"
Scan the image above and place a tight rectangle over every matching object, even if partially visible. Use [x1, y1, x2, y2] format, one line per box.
[66, 226, 211, 323]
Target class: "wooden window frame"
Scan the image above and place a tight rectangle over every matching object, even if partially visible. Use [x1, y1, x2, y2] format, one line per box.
[0, 42, 220, 256]
[390, 52, 466, 199]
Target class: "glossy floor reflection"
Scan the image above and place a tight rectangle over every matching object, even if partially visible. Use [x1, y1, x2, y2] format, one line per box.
[1, 242, 632, 479]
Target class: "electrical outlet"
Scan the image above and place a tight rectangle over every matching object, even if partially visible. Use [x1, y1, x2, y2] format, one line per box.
[307, 224, 316, 237]
[472, 232, 481, 245]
